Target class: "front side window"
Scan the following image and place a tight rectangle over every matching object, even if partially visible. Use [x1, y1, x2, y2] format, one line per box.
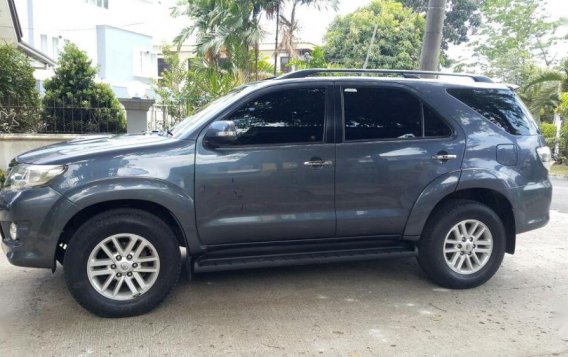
[225, 87, 326, 146]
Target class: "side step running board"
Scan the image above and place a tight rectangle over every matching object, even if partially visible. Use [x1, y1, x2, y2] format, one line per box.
[194, 243, 416, 273]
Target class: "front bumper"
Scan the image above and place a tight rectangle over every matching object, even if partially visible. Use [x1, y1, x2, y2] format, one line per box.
[0, 187, 74, 268]
[510, 178, 552, 234]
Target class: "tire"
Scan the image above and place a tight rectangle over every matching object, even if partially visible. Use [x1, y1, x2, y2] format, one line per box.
[64, 208, 181, 317]
[417, 199, 506, 289]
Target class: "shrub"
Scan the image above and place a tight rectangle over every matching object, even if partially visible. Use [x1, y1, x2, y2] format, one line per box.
[0, 169, 5, 186]
[539, 122, 557, 147]
[0, 44, 41, 132]
[42, 43, 125, 133]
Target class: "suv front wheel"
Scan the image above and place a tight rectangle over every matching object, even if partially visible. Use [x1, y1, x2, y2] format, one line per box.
[418, 199, 506, 289]
[64, 208, 181, 317]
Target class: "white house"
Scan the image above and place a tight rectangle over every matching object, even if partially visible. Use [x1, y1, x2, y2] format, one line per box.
[14, 0, 166, 98]
[0, 0, 54, 68]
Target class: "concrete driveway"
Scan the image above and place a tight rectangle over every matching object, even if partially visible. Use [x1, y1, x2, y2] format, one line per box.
[0, 185, 567, 356]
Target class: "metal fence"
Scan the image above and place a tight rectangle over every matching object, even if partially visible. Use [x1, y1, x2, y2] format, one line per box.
[148, 103, 189, 133]
[0, 100, 126, 134]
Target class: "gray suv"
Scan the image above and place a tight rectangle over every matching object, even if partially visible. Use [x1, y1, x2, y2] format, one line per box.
[0, 69, 552, 317]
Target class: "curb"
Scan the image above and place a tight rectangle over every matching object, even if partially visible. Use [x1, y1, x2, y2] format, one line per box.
[550, 174, 568, 180]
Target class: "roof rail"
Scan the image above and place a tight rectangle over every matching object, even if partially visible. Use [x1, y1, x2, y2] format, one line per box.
[276, 68, 493, 83]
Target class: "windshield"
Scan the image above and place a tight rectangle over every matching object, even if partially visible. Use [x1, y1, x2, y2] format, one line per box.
[170, 85, 252, 138]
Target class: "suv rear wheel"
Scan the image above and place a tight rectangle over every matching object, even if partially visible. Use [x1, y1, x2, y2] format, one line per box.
[418, 199, 506, 289]
[64, 209, 181, 317]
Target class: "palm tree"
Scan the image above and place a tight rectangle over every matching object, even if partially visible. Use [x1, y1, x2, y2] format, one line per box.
[523, 59, 568, 119]
[524, 59, 568, 157]
[276, 0, 338, 66]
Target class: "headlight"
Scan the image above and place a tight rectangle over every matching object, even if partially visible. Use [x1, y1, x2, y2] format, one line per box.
[2, 164, 67, 191]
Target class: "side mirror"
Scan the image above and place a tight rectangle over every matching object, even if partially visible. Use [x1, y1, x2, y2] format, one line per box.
[204, 120, 237, 148]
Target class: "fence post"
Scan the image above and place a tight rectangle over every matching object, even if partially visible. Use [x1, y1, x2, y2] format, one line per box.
[118, 98, 155, 134]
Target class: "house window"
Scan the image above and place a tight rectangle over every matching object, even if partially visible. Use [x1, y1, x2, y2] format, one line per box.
[40, 34, 48, 53]
[52, 37, 60, 58]
[85, 0, 108, 9]
[280, 56, 290, 73]
[157, 58, 170, 77]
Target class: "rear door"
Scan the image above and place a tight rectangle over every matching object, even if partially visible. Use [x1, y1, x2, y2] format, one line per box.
[335, 82, 464, 237]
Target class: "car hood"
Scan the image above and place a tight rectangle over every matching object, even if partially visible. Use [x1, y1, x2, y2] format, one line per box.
[15, 134, 178, 165]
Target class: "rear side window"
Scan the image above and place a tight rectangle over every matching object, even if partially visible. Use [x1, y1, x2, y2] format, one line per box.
[424, 106, 452, 137]
[343, 87, 452, 141]
[447, 88, 538, 135]
[343, 87, 422, 140]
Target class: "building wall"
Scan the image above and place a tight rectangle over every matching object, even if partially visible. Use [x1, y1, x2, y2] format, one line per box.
[14, 0, 160, 99]
[0, 134, 81, 170]
[97, 25, 156, 98]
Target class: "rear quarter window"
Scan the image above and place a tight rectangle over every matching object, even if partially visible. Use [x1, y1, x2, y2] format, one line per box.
[447, 88, 538, 136]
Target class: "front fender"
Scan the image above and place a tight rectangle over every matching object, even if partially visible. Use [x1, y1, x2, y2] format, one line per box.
[60, 177, 200, 252]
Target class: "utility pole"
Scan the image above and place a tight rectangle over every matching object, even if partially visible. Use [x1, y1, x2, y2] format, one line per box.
[419, 0, 447, 71]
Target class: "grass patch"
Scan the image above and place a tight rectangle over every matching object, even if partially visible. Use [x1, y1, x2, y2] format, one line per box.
[551, 164, 568, 176]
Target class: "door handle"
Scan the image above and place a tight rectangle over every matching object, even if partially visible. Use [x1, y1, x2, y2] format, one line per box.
[304, 160, 333, 167]
[431, 154, 457, 161]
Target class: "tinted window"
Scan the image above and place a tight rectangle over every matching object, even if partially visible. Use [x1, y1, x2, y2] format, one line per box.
[343, 87, 422, 141]
[424, 106, 452, 137]
[447, 88, 538, 135]
[226, 87, 325, 146]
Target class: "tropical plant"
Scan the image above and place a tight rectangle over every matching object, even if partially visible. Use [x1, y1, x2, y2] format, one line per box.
[277, 0, 338, 60]
[521, 59, 568, 123]
[323, 0, 425, 69]
[0, 44, 41, 133]
[42, 43, 125, 133]
[172, 0, 272, 79]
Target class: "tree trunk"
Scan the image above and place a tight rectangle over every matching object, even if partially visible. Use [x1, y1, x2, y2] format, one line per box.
[419, 0, 447, 71]
[255, 41, 259, 81]
[273, 4, 280, 76]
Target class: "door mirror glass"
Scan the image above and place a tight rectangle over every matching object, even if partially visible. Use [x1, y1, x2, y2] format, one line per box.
[204, 120, 237, 147]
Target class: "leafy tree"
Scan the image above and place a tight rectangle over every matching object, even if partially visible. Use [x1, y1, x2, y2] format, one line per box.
[42, 43, 125, 133]
[323, 0, 425, 69]
[0, 44, 41, 132]
[153, 47, 252, 126]
[153, 46, 195, 124]
[473, 0, 561, 84]
[287, 46, 335, 69]
[401, 0, 482, 52]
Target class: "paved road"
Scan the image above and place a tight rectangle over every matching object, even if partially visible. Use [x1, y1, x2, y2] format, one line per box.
[551, 177, 568, 213]
[1, 212, 567, 356]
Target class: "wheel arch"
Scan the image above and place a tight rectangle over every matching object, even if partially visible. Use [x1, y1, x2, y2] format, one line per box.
[55, 199, 190, 265]
[405, 170, 517, 255]
[416, 188, 516, 254]
[52, 178, 201, 268]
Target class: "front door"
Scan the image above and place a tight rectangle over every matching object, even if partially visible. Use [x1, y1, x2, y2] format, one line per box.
[335, 83, 464, 237]
[195, 85, 335, 245]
